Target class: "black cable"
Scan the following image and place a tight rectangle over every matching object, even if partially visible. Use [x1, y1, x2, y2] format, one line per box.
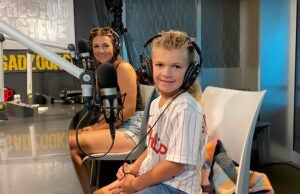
[122, 90, 185, 174]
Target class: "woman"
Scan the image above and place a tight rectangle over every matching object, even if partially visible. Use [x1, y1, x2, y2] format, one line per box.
[68, 27, 143, 194]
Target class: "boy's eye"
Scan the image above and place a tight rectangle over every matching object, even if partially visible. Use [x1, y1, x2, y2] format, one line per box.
[171, 64, 183, 69]
[154, 63, 163, 67]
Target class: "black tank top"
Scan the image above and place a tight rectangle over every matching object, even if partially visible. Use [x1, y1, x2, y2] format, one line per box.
[115, 63, 143, 111]
[69, 62, 143, 129]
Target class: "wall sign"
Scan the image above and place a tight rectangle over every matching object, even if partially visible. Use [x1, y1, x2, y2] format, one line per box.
[0, 0, 75, 49]
[3, 50, 71, 72]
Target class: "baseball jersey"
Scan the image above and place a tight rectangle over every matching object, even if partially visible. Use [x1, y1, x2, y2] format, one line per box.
[139, 92, 208, 194]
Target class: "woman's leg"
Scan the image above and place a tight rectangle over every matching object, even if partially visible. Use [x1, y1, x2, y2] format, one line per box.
[69, 128, 136, 194]
[68, 129, 95, 194]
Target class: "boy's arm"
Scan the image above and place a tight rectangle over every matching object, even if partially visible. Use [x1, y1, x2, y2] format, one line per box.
[123, 160, 184, 192]
[117, 149, 148, 180]
[130, 149, 148, 174]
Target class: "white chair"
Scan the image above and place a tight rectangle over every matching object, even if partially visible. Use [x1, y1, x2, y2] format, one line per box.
[82, 84, 156, 188]
[201, 86, 266, 194]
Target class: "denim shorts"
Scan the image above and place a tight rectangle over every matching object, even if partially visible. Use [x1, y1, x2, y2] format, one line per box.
[136, 183, 187, 194]
[117, 111, 143, 144]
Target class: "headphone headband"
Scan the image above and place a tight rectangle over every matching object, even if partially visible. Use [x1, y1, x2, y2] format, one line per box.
[140, 34, 202, 64]
[139, 32, 202, 90]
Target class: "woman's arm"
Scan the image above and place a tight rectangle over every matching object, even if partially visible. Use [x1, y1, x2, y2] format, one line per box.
[116, 62, 137, 120]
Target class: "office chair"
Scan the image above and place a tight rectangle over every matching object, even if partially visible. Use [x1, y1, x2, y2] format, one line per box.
[201, 86, 266, 194]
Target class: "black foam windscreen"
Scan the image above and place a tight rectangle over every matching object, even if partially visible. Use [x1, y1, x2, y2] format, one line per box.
[96, 63, 121, 141]
[78, 39, 91, 53]
[97, 63, 118, 88]
[68, 43, 78, 65]
[68, 43, 76, 51]
[77, 39, 94, 70]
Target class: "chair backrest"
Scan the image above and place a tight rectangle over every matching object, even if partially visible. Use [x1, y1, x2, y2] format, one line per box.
[129, 84, 157, 159]
[201, 86, 266, 194]
[140, 84, 156, 109]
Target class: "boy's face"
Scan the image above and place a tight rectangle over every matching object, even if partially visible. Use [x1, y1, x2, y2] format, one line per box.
[152, 47, 189, 99]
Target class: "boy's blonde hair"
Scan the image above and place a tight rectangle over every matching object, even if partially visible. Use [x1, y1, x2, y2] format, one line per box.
[151, 30, 202, 102]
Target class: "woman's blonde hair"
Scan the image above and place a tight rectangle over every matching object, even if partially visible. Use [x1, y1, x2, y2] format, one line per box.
[151, 30, 202, 102]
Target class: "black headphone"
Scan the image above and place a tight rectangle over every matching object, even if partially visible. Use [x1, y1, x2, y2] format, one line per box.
[139, 34, 202, 90]
[109, 28, 121, 55]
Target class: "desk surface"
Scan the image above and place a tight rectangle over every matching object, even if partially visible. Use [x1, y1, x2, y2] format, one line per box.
[0, 103, 83, 194]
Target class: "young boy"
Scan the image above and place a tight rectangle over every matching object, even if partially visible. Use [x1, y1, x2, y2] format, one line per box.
[95, 30, 207, 194]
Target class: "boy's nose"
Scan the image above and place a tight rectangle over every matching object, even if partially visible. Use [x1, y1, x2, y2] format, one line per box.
[162, 67, 172, 76]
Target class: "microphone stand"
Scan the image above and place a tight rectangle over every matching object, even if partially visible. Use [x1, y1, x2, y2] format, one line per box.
[26, 49, 34, 104]
[0, 33, 7, 120]
[112, 21, 133, 66]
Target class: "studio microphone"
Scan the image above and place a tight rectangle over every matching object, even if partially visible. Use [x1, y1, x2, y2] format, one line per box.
[68, 43, 78, 66]
[96, 63, 124, 140]
[77, 39, 95, 110]
[77, 39, 94, 70]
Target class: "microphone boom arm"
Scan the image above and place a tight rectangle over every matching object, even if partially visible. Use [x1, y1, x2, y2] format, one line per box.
[0, 20, 94, 107]
[0, 20, 83, 78]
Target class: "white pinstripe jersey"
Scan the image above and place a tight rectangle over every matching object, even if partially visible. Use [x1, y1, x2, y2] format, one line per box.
[139, 92, 208, 194]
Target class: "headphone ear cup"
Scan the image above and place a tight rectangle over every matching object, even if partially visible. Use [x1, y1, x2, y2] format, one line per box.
[111, 29, 121, 55]
[181, 61, 201, 90]
[115, 40, 121, 55]
[140, 57, 153, 85]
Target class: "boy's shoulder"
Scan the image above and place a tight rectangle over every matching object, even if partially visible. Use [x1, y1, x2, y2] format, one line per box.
[172, 92, 203, 112]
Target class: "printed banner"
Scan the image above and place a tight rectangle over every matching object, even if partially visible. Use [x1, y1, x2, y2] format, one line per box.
[0, 0, 75, 49]
[3, 50, 72, 72]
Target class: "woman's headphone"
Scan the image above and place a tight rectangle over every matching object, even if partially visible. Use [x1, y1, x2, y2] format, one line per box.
[139, 33, 202, 90]
[109, 29, 121, 55]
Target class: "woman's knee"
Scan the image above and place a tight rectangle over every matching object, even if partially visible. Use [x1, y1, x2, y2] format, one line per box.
[68, 131, 84, 152]
[68, 132, 76, 149]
